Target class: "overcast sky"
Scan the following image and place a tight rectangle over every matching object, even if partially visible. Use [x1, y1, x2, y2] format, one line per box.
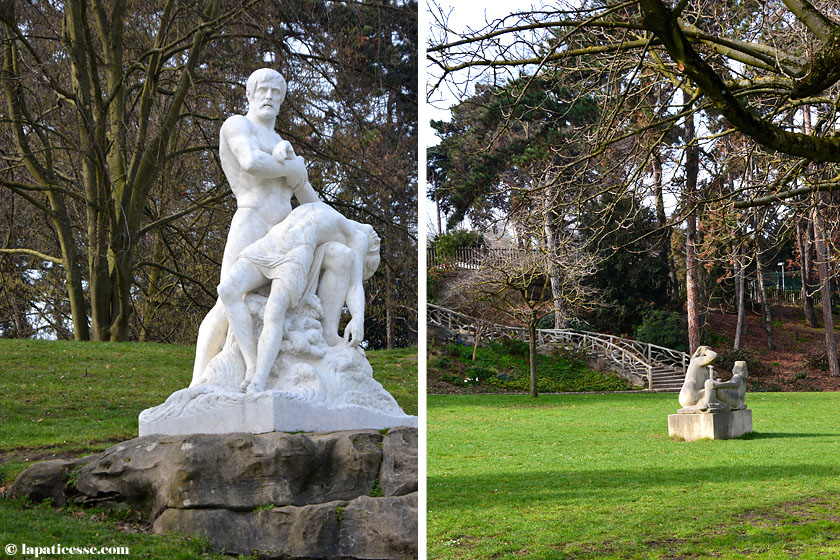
[422, 0, 529, 148]
[421, 1, 535, 234]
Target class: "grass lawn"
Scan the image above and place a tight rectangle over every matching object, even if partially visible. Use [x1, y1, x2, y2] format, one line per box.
[0, 339, 417, 556]
[428, 392, 840, 559]
[428, 341, 632, 394]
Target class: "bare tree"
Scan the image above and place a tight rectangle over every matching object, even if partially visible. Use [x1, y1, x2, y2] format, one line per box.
[0, 1, 250, 340]
[428, 0, 840, 366]
[443, 234, 600, 397]
[0, 0, 418, 346]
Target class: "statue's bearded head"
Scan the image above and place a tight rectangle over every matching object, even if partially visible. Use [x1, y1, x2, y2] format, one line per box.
[246, 68, 287, 118]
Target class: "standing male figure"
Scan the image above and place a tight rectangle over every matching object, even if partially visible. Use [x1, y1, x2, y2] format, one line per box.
[190, 68, 318, 386]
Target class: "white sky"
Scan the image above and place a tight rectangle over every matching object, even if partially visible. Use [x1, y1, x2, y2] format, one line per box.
[422, 0, 527, 149]
[421, 1, 531, 236]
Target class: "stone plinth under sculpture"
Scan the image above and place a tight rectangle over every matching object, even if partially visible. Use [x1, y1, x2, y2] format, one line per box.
[10, 429, 418, 559]
[668, 346, 753, 441]
[668, 409, 753, 441]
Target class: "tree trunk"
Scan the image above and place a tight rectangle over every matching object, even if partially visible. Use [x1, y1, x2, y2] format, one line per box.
[798, 105, 819, 329]
[733, 244, 746, 349]
[797, 219, 818, 328]
[45, 191, 90, 341]
[385, 259, 395, 350]
[2, 11, 89, 340]
[684, 110, 702, 353]
[543, 184, 566, 330]
[108, 247, 132, 342]
[529, 310, 538, 398]
[755, 245, 775, 350]
[472, 325, 483, 361]
[3, 0, 222, 342]
[812, 200, 840, 376]
[139, 237, 166, 342]
[653, 155, 677, 300]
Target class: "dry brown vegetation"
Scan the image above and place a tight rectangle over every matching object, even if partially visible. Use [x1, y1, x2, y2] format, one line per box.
[708, 303, 840, 391]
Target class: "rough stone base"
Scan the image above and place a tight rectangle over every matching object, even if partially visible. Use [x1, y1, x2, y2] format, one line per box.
[668, 409, 753, 441]
[11, 428, 418, 559]
[154, 493, 418, 559]
[139, 387, 418, 436]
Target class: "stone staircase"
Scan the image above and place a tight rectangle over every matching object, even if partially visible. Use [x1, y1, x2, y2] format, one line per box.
[648, 365, 685, 392]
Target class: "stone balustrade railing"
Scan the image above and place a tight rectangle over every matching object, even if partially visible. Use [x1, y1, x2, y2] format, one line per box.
[427, 303, 690, 390]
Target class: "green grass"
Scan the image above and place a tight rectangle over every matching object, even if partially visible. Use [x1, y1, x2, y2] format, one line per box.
[0, 339, 195, 454]
[430, 341, 632, 393]
[0, 339, 416, 554]
[366, 346, 418, 415]
[0, 500, 250, 559]
[0, 339, 417, 460]
[428, 393, 840, 559]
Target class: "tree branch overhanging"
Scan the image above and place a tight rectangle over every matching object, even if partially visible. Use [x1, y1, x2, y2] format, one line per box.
[639, 0, 840, 163]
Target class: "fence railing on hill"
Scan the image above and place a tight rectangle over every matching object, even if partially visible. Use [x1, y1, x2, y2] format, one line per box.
[427, 303, 690, 390]
[427, 246, 530, 270]
[762, 286, 838, 308]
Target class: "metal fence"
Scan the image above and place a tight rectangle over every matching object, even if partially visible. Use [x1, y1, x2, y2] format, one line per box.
[427, 246, 529, 270]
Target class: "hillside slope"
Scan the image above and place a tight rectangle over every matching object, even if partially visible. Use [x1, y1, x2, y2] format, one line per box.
[707, 304, 840, 391]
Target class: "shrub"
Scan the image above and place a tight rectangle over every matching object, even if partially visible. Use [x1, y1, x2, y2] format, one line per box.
[537, 313, 555, 330]
[806, 351, 829, 371]
[547, 344, 588, 368]
[465, 365, 494, 381]
[489, 337, 529, 357]
[487, 366, 631, 393]
[432, 229, 484, 258]
[705, 330, 729, 348]
[633, 310, 688, 352]
[431, 339, 632, 393]
[537, 313, 594, 331]
[716, 348, 771, 378]
[447, 343, 474, 361]
[569, 317, 595, 332]
[439, 372, 462, 385]
[427, 266, 445, 302]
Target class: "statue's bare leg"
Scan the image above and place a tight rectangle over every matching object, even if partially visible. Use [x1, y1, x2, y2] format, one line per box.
[192, 208, 274, 385]
[190, 302, 229, 386]
[317, 243, 355, 346]
[217, 261, 268, 389]
[245, 279, 292, 393]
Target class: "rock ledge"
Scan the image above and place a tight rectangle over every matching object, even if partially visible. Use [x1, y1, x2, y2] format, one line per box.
[11, 427, 418, 559]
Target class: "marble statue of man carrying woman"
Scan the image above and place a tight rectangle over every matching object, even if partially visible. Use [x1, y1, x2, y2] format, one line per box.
[139, 67, 415, 435]
[190, 68, 366, 389]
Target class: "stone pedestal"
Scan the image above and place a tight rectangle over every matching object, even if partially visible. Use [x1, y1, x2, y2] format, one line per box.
[139, 386, 417, 436]
[11, 429, 418, 560]
[668, 409, 753, 441]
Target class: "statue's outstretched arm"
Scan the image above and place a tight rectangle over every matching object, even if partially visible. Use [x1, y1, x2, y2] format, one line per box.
[711, 377, 742, 389]
[292, 177, 319, 204]
[342, 230, 368, 346]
